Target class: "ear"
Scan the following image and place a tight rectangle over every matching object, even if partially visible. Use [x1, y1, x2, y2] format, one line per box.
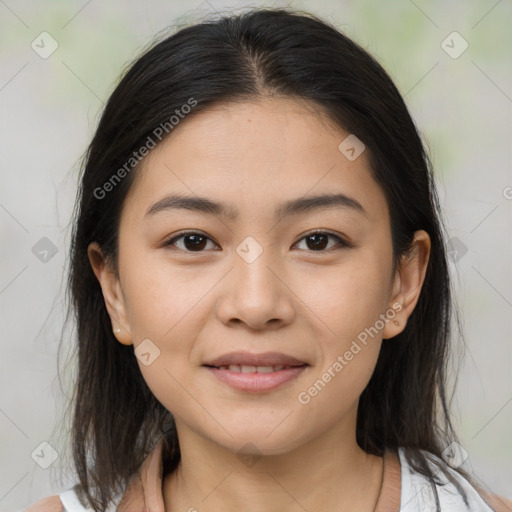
[87, 241, 133, 346]
[382, 230, 431, 340]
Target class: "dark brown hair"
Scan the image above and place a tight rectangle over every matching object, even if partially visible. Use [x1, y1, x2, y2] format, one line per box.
[63, 7, 472, 511]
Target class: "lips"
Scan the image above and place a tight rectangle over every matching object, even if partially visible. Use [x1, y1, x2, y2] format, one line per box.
[203, 351, 308, 369]
[203, 351, 309, 392]
[213, 364, 298, 373]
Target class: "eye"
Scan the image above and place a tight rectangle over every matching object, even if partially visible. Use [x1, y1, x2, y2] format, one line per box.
[163, 230, 349, 253]
[293, 230, 349, 252]
[163, 231, 219, 252]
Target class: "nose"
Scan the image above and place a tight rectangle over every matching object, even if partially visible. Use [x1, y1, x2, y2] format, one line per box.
[216, 247, 295, 330]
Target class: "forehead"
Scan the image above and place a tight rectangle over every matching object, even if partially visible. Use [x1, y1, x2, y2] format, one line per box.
[122, 97, 389, 225]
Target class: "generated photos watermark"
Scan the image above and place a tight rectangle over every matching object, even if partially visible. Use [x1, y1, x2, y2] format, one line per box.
[297, 302, 402, 405]
[93, 97, 197, 200]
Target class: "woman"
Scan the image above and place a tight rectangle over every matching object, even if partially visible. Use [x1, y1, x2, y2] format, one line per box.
[26, 7, 512, 512]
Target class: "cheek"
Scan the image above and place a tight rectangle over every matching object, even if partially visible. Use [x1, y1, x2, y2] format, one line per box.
[297, 253, 389, 406]
[120, 250, 212, 340]
[296, 260, 388, 419]
[119, 252, 215, 413]
[300, 254, 391, 344]
[294, 339, 381, 440]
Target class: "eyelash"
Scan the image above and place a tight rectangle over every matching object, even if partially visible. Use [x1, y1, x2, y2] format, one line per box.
[163, 230, 350, 253]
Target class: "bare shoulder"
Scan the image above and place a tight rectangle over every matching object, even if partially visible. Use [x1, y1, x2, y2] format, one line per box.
[24, 495, 64, 512]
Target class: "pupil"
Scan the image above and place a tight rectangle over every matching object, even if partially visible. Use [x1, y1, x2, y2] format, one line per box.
[308, 234, 328, 250]
[185, 235, 207, 251]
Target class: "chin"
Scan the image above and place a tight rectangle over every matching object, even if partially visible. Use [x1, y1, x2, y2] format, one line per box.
[202, 420, 309, 456]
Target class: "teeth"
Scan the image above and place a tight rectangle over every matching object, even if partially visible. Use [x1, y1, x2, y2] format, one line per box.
[255, 366, 274, 373]
[218, 364, 300, 373]
[217, 364, 292, 373]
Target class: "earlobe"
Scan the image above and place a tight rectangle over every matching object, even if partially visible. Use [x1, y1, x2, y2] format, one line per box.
[87, 242, 133, 346]
[382, 230, 431, 340]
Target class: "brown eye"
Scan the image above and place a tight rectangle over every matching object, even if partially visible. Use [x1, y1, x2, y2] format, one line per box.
[164, 232, 218, 252]
[164, 230, 349, 253]
[294, 231, 348, 252]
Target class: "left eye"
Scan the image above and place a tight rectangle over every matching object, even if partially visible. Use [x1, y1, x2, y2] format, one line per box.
[294, 231, 347, 251]
[164, 230, 347, 252]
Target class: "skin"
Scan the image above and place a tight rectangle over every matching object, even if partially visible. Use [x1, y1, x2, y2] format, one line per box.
[89, 97, 430, 512]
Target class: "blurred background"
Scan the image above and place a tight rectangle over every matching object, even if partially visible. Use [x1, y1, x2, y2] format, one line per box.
[0, 0, 511, 509]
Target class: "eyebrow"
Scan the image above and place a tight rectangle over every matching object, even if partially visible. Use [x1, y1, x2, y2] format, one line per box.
[145, 192, 368, 220]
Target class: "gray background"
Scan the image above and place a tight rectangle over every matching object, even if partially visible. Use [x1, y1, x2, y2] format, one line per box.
[0, 1, 511, 510]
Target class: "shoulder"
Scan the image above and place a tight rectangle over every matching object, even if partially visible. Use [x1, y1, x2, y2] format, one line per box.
[24, 488, 96, 512]
[398, 447, 512, 511]
[24, 495, 63, 512]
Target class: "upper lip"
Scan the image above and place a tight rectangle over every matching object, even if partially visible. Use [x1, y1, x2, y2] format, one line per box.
[204, 351, 308, 367]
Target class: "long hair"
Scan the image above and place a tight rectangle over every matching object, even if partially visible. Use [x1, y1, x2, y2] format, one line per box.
[64, 7, 467, 511]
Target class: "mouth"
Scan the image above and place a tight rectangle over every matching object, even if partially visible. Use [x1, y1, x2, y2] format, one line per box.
[203, 350, 309, 368]
[202, 352, 309, 392]
[204, 363, 306, 373]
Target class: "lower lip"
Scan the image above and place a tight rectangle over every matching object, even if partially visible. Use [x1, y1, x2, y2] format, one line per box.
[204, 365, 308, 392]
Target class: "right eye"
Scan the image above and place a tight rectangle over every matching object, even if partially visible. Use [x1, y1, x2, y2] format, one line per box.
[163, 231, 219, 252]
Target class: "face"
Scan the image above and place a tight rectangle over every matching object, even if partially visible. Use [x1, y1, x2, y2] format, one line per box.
[90, 97, 429, 456]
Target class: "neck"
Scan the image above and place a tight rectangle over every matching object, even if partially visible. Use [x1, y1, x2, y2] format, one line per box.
[163, 407, 384, 512]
